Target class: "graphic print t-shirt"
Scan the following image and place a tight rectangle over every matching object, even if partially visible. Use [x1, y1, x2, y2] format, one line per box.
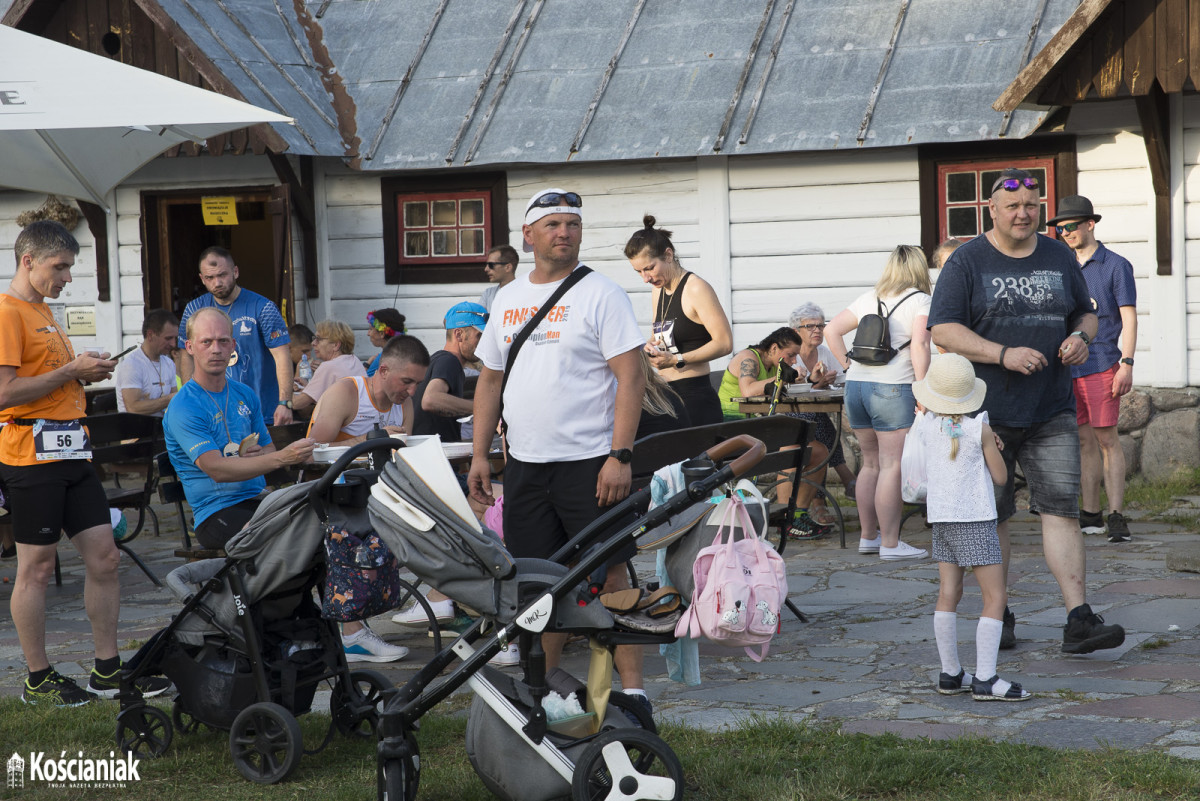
[178, 289, 289, 426]
[928, 234, 1092, 427]
[477, 266, 644, 462]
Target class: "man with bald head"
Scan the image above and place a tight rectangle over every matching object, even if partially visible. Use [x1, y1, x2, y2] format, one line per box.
[164, 307, 314, 551]
[928, 168, 1124, 657]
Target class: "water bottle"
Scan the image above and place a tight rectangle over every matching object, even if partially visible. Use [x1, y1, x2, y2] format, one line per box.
[365, 422, 388, 470]
[298, 353, 312, 382]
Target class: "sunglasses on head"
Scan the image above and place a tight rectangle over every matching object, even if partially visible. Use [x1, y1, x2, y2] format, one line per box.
[991, 176, 1039, 194]
[529, 192, 582, 210]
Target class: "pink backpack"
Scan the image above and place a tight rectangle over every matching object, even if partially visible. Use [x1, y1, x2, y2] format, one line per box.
[675, 495, 788, 662]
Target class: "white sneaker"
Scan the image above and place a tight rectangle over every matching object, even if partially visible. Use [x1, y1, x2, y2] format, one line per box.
[392, 598, 455, 627]
[343, 626, 409, 663]
[858, 533, 882, 554]
[879, 541, 928, 561]
[488, 642, 520, 667]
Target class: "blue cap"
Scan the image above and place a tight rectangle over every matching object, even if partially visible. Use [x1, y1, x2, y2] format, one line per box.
[445, 301, 488, 330]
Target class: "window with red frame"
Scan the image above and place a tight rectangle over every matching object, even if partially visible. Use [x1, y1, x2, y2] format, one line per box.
[937, 159, 1057, 241]
[397, 190, 490, 264]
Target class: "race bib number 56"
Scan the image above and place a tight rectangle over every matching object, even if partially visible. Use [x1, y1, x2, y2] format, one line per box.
[33, 420, 92, 461]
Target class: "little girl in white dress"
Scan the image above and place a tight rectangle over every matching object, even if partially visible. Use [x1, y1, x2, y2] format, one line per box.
[912, 354, 1031, 701]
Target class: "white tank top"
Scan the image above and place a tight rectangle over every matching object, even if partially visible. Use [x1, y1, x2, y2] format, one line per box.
[918, 411, 998, 523]
[340, 375, 403, 439]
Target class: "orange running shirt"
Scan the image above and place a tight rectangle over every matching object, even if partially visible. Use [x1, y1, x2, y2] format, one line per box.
[0, 294, 85, 466]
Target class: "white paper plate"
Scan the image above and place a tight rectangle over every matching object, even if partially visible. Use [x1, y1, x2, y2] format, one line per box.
[311, 444, 351, 464]
[785, 383, 812, 395]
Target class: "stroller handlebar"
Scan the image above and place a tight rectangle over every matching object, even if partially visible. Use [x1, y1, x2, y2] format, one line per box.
[307, 437, 405, 503]
[704, 434, 766, 479]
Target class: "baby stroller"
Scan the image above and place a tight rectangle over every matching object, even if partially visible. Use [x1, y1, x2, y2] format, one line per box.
[366, 433, 767, 801]
[112, 451, 419, 784]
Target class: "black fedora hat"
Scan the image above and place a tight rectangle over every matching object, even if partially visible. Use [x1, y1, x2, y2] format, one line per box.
[1047, 195, 1101, 225]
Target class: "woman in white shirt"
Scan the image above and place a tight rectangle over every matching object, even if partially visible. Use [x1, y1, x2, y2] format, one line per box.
[826, 245, 932, 561]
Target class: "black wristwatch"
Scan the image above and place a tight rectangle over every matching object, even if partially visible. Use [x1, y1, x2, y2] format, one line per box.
[1120, 357, 1134, 366]
[674, 356, 686, 369]
[1070, 330, 1091, 345]
[608, 448, 633, 464]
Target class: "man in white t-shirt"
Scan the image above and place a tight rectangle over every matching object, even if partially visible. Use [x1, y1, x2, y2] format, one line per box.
[468, 188, 649, 717]
[116, 308, 179, 416]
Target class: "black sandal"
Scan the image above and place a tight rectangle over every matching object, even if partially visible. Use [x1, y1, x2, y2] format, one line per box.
[936, 668, 972, 695]
[971, 674, 1032, 702]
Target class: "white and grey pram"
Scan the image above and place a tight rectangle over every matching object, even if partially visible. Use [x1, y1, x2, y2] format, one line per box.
[113, 454, 419, 784]
[366, 434, 768, 801]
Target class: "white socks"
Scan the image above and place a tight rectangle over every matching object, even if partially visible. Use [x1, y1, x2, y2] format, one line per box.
[975, 616, 1011, 695]
[934, 611, 962, 676]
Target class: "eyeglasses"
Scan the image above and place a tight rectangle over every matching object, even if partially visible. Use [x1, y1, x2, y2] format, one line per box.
[528, 192, 582, 210]
[799, 323, 826, 331]
[1055, 221, 1084, 234]
[991, 175, 1039, 194]
[483, 261, 510, 269]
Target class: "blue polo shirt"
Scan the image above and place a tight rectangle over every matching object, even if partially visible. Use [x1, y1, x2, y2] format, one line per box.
[1071, 242, 1136, 379]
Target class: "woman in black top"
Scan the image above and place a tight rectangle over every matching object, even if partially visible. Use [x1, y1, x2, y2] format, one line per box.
[625, 215, 733, 426]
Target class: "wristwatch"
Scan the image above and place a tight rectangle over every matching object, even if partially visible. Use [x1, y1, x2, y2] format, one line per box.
[278, 400, 293, 409]
[674, 356, 687, 370]
[1070, 330, 1091, 345]
[608, 448, 633, 464]
[1120, 357, 1135, 366]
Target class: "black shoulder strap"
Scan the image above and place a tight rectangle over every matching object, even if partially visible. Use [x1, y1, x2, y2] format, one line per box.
[500, 266, 593, 423]
[880, 290, 923, 353]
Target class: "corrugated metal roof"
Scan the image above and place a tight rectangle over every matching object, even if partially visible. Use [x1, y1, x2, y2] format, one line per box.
[163, 0, 1081, 166]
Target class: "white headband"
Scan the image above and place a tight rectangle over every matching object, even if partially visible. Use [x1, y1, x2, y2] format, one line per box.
[524, 187, 582, 226]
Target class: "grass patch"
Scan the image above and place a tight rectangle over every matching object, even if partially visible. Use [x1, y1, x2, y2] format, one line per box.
[1123, 468, 1200, 515]
[1141, 637, 1171, 650]
[2, 703, 1199, 800]
[1054, 688, 1088, 702]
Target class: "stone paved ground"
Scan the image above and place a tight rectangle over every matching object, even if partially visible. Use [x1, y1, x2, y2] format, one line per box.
[2, 498, 1199, 759]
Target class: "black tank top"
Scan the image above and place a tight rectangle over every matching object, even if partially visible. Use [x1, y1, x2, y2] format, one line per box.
[653, 272, 713, 355]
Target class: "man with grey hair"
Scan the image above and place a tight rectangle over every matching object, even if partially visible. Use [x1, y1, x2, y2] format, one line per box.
[0, 220, 167, 705]
[468, 188, 649, 715]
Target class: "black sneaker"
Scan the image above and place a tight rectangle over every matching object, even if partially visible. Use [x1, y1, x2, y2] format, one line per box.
[1062, 604, 1126, 654]
[22, 671, 95, 707]
[999, 607, 1016, 650]
[88, 666, 172, 699]
[787, 511, 830, 541]
[1106, 512, 1131, 543]
[1079, 510, 1106, 535]
[620, 693, 654, 728]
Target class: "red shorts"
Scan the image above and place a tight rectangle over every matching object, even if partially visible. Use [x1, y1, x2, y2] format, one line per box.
[1073, 365, 1120, 428]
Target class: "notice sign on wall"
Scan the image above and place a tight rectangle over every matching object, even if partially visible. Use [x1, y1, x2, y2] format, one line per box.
[201, 196, 238, 226]
[65, 306, 96, 337]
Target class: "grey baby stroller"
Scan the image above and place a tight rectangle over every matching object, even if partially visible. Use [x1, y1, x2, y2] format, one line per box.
[367, 433, 768, 801]
[112, 450, 419, 784]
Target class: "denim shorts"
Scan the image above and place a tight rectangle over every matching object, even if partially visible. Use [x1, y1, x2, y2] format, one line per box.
[993, 411, 1081, 522]
[844, 381, 916, 432]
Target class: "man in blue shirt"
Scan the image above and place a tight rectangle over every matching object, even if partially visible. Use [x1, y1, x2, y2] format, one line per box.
[929, 168, 1124, 658]
[1048, 196, 1138, 543]
[178, 247, 294, 428]
[165, 307, 314, 549]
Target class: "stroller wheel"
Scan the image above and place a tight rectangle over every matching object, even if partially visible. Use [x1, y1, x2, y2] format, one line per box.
[376, 733, 420, 801]
[332, 669, 391, 738]
[570, 728, 683, 801]
[229, 701, 303, 784]
[116, 704, 173, 759]
[172, 697, 203, 734]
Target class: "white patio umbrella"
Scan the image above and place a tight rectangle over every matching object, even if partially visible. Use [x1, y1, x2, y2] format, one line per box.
[0, 25, 294, 211]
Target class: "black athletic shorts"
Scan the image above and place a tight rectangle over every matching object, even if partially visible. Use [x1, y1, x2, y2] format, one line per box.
[195, 497, 264, 550]
[0, 461, 110, 546]
[502, 454, 635, 567]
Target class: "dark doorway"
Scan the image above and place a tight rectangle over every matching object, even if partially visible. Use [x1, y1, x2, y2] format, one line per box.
[141, 187, 293, 322]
